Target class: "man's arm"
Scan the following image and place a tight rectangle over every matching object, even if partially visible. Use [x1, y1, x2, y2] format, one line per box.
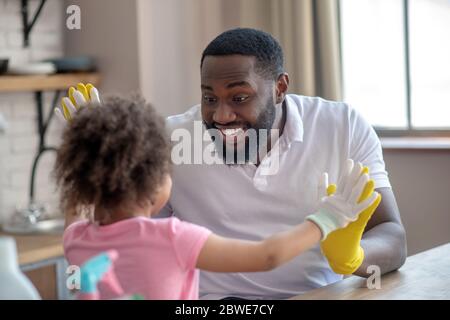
[354, 187, 407, 277]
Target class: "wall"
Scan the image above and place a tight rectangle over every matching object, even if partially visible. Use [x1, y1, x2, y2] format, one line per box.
[384, 149, 450, 255]
[0, 0, 64, 224]
[135, 0, 273, 117]
[136, 0, 243, 117]
[64, 0, 268, 117]
[64, 0, 140, 95]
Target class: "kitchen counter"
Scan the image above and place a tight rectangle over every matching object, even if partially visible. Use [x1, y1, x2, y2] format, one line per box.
[0, 232, 63, 266]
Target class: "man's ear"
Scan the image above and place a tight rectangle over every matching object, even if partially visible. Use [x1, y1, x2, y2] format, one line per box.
[275, 73, 289, 104]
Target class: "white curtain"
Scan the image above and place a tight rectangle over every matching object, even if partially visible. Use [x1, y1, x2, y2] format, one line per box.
[239, 0, 343, 100]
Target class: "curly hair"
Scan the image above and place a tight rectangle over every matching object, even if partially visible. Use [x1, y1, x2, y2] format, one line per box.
[54, 95, 170, 220]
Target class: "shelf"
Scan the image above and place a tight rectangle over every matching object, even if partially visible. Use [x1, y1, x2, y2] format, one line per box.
[0, 72, 101, 93]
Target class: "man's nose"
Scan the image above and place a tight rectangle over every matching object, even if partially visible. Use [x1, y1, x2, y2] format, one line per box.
[213, 103, 236, 124]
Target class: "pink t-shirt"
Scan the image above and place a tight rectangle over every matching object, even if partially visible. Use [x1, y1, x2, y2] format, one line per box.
[63, 216, 212, 299]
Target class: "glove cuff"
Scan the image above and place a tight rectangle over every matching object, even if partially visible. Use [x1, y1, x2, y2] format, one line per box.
[305, 209, 343, 241]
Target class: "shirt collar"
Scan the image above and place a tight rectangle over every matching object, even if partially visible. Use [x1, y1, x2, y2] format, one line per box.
[282, 95, 304, 144]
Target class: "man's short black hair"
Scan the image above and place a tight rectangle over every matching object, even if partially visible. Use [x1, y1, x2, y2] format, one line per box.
[200, 28, 284, 80]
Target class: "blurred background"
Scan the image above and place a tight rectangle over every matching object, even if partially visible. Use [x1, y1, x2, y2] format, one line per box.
[0, 0, 449, 256]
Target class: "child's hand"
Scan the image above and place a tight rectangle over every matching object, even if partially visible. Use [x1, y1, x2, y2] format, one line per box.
[54, 83, 101, 122]
[306, 159, 379, 240]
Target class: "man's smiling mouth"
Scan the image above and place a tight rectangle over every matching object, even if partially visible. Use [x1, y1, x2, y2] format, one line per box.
[214, 124, 248, 144]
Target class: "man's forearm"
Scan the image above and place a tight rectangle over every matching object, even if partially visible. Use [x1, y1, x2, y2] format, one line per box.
[353, 221, 407, 277]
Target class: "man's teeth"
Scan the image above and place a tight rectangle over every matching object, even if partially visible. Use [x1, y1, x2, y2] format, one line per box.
[222, 128, 244, 136]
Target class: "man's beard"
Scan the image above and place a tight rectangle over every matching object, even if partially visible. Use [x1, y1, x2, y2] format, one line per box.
[203, 97, 276, 165]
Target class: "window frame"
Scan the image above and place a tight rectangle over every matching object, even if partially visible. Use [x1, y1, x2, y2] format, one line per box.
[338, 0, 450, 137]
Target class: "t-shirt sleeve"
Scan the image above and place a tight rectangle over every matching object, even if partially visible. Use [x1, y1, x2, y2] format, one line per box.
[167, 217, 212, 271]
[348, 106, 391, 189]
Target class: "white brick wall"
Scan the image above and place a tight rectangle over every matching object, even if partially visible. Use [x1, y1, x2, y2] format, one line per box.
[0, 0, 64, 224]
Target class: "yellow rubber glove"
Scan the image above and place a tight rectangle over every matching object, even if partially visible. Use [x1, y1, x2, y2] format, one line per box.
[320, 166, 382, 275]
[54, 83, 101, 122]
[307, 163, 379, 241]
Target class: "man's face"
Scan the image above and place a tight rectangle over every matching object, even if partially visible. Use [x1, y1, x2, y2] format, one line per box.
[201, 55, 277, 163]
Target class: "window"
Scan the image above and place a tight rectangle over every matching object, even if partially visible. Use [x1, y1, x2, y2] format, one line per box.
[340, 0, 450, 133]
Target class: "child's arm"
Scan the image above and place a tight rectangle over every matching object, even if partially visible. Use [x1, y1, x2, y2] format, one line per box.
[196, 221, 321, 272]
[196, 161, 380, 273]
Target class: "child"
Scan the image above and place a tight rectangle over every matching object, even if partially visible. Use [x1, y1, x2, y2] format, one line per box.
[55, 94, 378, 300]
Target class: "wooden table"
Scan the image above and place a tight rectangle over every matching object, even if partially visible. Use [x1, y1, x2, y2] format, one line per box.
[291, 242, 450, 300]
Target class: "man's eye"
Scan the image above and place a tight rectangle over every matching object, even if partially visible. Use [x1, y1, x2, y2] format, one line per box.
[203, 96, 217, 103]
[232, 96, 249, 103]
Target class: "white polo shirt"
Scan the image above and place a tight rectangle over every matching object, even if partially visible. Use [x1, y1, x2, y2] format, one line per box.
[162, 94, 391, 299]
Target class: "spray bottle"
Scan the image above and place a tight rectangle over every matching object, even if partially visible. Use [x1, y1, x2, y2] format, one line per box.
[78, 249, 143, 300]
[0, 236, 41, 299]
